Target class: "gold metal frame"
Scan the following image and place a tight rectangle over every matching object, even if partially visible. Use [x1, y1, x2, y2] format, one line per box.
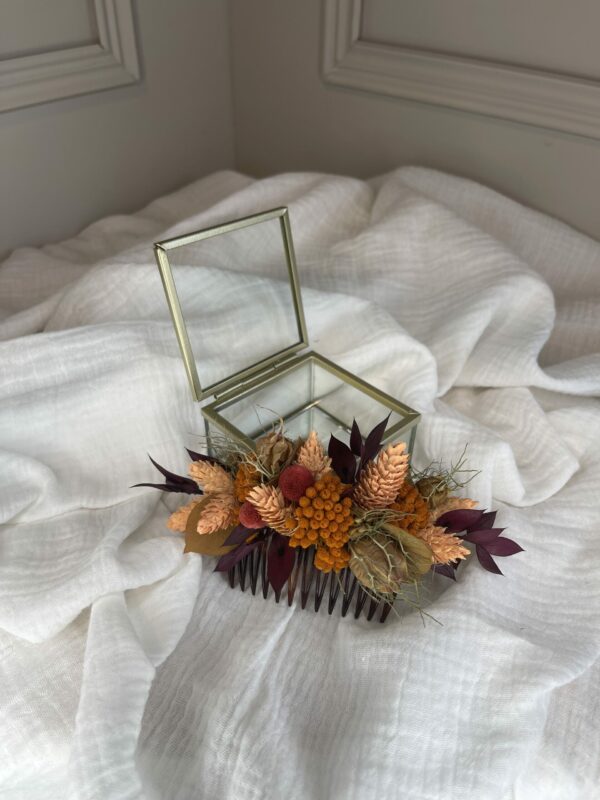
[203, 351, 421, 452]
[154, 205, 420, 454]
[154, 207, 309, 401]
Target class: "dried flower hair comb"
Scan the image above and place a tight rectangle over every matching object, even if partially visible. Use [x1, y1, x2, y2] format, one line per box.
[134, 417, 523, 622]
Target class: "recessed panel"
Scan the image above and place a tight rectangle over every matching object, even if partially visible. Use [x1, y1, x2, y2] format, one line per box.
[361, 0, 600, 80]
[0, 0, 97, 60]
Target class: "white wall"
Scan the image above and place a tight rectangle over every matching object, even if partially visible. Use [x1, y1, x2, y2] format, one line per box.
[0, 0, 234, 258]
[230, 0, 600, 241]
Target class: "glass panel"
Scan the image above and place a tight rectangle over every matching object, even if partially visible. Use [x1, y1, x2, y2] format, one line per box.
[159, 212, 305, 396]
[209, 356, 417, 450]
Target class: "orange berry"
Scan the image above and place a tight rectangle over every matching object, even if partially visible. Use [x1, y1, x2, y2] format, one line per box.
[305, 486, 317, 499]
[298, 496, 310, 508]
[313, 498, 324, 510]
[314, 480, 325, 492]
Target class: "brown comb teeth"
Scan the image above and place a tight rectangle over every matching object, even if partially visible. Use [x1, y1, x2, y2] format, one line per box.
[225, 540, 394, 623]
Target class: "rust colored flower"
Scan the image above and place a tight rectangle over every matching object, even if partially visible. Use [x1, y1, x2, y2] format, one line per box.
[233, 462, 260, 502]
[390, 481, 430, 534]
[290, 473, 353, 548]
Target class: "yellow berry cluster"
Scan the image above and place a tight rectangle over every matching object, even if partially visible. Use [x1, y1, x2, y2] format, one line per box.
[288, 473, 354, 573]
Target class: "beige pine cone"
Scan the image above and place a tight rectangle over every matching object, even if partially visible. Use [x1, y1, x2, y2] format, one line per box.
[296, 431, 332, 480]
[196, 494, 238, 535]
[189, 461, 233, 495]
[167, 500, 201, 533]
[413, 524, 470, 564]
[246, 484, 292, 534]
[354, 442, 409, 510]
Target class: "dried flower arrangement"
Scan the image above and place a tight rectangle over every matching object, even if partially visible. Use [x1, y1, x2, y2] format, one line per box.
[135, 417, 523, 622]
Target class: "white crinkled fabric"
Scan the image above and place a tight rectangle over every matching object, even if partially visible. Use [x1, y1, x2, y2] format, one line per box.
[0, 168, 599, 800]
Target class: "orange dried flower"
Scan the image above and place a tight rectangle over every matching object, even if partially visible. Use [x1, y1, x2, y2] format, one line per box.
[289, 472, 354, 572]
[390, 481, 430, 534]
[234, 462, 260, 502]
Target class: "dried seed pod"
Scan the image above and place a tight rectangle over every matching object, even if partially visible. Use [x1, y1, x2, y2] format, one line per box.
[349, 534, 409, 596]
[416, 475, 449, 509]
[255, 432, 298, 474]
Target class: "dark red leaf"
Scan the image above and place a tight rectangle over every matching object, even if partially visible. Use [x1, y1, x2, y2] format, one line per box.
[223, 524, 253, 546]
[361, 414, 390, 466]
[462, 528, 504, 545]
[350, 419, 363, 457]
[485, 537, 524, 557]
[147, 455, 199, 493]
[328, 435, 357, 483]
[436, 509, 484, 533]
[475, 545, 503, 575]
[267, 533, 296, 593]
[131, 481, 201, 494]
[477, 510, 497, 530]
[186, 449, 227, 469]
[214, 540, 261, 572]
[432, 563, 458, 580]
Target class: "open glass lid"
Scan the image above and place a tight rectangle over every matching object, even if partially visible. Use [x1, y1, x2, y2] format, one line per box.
[154, 207, 309, 401]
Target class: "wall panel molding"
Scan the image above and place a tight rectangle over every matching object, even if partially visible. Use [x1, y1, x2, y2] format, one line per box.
[0, 0, 140, 113]
[322, 0, 600, 139]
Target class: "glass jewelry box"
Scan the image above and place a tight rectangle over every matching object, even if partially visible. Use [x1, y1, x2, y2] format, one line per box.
[154, 207, 420, 454]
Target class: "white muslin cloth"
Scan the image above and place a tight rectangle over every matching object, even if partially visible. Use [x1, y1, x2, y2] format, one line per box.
[0, 169, 599, 800]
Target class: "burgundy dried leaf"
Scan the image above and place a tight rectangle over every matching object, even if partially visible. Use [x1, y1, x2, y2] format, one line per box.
[214, 540, 261, 572]
[134, 455, 199, 494]
[267, 533, 296, 593]
[485, 537, 524, 557]
[436, 508, 484, 533]
[350, 419, 363, 457]
[477, 510, 497, 529]
[186, 449, 228, 469]
[223, 524, 253, 547]
[462, 528, 504, 545]
[328, 435, 357, 483]
[131, 481, 201, 494]
[432, 562, 458, 581]
[475, 545, 503, 575]
[361, 414, 390, 466]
